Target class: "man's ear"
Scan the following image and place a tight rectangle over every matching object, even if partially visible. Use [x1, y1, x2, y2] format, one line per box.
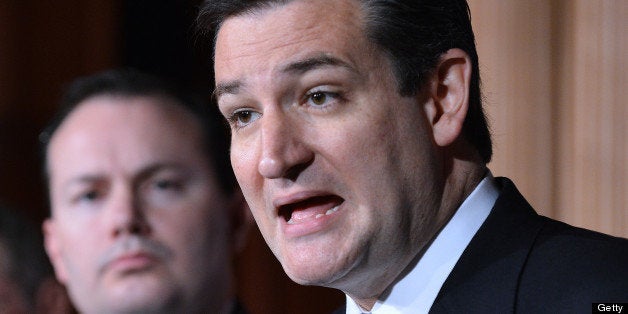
[424, 48, 472, 147]
[42, 219, 68, 284]
[228, 190, 252, 254]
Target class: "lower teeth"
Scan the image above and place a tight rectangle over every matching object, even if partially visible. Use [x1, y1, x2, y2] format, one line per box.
[288, 205, 340, 223]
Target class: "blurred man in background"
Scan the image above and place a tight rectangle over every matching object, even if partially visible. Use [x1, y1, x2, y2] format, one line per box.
[40, 69, 249, 314]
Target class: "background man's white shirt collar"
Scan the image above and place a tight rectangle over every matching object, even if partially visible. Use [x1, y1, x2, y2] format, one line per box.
[346, 172, 499, 314]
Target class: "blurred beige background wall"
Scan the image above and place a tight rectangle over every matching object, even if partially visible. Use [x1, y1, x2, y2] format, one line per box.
[469, 0, 626, 237]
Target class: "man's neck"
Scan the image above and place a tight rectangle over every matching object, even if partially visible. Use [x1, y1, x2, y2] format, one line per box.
[348, 156, 487, 312]
[438, 161, 487, 228]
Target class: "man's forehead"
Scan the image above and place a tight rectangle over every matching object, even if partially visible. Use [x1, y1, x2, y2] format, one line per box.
[215, 0, 364, 55]
[51, 96, 200, 142]
[214, 0, 367, 87]
[48, 99, 205, 178]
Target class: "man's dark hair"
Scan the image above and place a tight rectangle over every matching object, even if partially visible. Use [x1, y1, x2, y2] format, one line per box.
[39, 68, 236, 195]
[196, 0, 492, 162]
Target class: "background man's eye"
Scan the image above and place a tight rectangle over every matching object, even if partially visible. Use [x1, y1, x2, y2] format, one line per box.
[82, 191, 98, 201]
[75, 190, 101, 204]
[155, 180, 181, 190]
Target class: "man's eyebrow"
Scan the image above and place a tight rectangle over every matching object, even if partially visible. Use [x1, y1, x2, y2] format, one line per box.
[63, 163, 187, 188]
[65, 175, 103, 187]
[213, 55, 354, 100]
[213, 80, 242, 101]
[134, 162, 189, 184]
[280, 55, 354, 75]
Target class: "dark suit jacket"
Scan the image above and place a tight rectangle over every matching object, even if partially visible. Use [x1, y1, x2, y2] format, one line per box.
[231, 299, 248, 314]
[334, 177, 628, 313]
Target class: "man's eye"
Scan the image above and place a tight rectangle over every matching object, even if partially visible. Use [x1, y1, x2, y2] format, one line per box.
[310, 92, 327, 105]
[230, 110, 261, 128]
[236, 111, 253, 124]
[305, 91, 339, 107]
[75, 190, 101, 204]
[80, 191, 99, 201]
[154, 180, 182, 191]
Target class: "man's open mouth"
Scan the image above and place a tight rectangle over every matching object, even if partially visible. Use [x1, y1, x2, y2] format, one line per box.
[278, 195, 344, 224]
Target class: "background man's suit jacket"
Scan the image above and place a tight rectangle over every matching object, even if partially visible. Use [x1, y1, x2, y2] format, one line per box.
[334, 177, 628, 313]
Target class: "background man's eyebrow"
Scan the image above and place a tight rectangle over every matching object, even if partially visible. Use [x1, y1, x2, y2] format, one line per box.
[66, 175, 103, 186]
[214, 80, 242, 99]
[133, 162, 189, 184]
[281, 55, 354, 74]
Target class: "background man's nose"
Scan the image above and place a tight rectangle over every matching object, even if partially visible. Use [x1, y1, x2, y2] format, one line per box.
[108, 188, 151, 238]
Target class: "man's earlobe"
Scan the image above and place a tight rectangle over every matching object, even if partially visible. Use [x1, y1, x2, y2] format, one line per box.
[43, 219, 68, 284]
[426, 48, 472, 147]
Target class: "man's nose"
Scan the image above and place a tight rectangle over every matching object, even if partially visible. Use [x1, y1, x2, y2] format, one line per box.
[257, 110, 314, 180]
[108, 187, 150, 238]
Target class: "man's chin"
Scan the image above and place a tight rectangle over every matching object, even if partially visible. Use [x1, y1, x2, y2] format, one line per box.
[104, 277, 178, 312]
[282, 259, 352, 288]
[276, 241, 361, 289]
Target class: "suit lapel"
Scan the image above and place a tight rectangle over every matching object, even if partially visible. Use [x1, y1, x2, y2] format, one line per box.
[430, 178, 545, 313]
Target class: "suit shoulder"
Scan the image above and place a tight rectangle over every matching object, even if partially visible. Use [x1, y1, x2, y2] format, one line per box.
[518, 217, 628, 311]
[534, 216, 628, 258]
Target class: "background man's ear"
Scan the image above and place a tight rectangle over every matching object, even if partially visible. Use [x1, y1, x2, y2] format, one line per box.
[42, 219, 68, 284]
[228, 190, 253, 254]
[424, 48, 472, 147]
